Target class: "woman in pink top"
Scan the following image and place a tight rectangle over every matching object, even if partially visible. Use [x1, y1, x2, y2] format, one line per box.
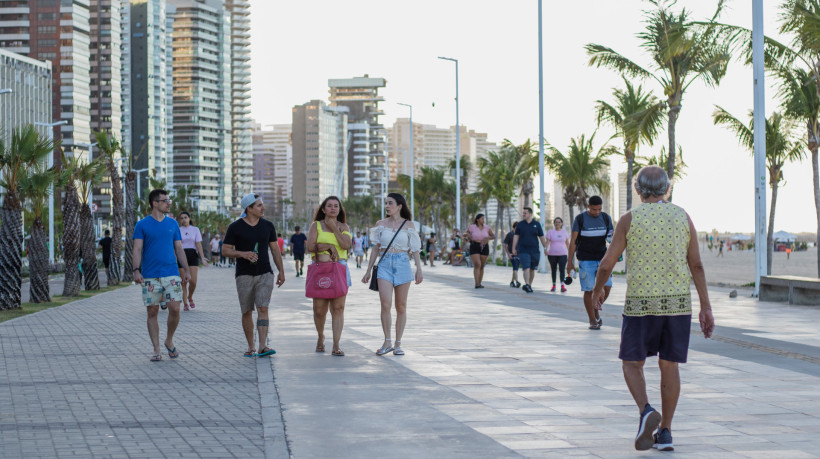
[545, 217, 570, 292]
[177, 211, 208, 310]
[465, 213, 495, 288]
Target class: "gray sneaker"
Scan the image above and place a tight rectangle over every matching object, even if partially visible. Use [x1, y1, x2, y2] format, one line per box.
[653, 428, 674, 451]
[635, 404, 661, 450]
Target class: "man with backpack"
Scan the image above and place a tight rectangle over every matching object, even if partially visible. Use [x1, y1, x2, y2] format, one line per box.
[567, 195, 614, 330]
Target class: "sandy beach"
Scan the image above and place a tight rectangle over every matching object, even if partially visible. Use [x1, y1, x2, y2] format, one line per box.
[695, 247, 815, 287]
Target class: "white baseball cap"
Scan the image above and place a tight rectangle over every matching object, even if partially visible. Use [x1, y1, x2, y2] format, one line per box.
[240, 193, 261, 218]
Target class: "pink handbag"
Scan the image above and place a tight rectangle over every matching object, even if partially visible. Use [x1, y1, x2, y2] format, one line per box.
[305, 261, 349, 299]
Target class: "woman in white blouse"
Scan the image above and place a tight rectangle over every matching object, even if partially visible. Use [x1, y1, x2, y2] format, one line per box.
[362, 193, 423, 356]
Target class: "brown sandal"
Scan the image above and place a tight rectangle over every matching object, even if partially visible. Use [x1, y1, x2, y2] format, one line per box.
[331, 349, 345, 356]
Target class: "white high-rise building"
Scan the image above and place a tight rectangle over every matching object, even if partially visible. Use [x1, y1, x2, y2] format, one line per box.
[252, 123, 292, 220]
[0, 49, 52, 148]
[225, 0, 252, 206]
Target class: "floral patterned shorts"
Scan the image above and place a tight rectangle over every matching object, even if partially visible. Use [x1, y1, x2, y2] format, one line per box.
[142, 276, 184, 307]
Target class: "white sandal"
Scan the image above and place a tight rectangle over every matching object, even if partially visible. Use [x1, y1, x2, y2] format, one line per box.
[393, 342, 404, 356]
[376, 344, 394, 355]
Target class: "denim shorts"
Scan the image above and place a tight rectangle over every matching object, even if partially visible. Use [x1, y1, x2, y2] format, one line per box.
[619, 314, 692, 363]
[517, 251, 540, 270]
[376, 252, 414, 286]
[510, 256, 520, 271]
[579, 259, 612, 291]
[338, 259, 352, 287]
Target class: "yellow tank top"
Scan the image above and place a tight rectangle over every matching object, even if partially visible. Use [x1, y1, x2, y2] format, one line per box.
[624, 203, 692, 316]
[315, 221, 350, 259]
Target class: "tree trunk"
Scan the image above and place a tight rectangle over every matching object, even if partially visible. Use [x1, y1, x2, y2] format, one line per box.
[62, 183, 82, 296]
[666, 95, 681, 202]
[767, 181, 778, 276]
[29, 217, 51, 303]
[122, 171, 136, 282]
[80, 204, 100, 290]
[625, 152, 635, 213]
[0, 193, 24, 310]
[813, 144, 820, 278]
[107, 160, 123, 285]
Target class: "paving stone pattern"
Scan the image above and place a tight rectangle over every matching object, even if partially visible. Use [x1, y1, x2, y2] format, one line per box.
[3, 260, 820, 458]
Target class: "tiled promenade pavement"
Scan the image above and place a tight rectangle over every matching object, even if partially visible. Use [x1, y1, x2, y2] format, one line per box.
[2, 259, 820, 458]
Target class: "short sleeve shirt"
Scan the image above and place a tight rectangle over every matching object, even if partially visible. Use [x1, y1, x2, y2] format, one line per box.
[503, 231, 514, 253]
[290, 233, 307, 253]
[98, 237, 112, 261]
[571, 212, 614, 261]
[180, 225, 202, 250]
[546, 229, 569, 256]
[224, 218, 278, 277]
[133, 215, 182, 278]
[514, 219, 544, 252]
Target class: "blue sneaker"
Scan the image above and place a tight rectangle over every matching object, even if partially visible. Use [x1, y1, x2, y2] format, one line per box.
[635, 404, 661, 450]
[653, 428, 674, 451]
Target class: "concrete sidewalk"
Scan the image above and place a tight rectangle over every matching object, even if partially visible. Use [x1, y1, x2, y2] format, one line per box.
[2, 262, 819, 458]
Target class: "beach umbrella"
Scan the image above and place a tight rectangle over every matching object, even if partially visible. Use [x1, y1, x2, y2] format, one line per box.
[772, 230, 797, 242]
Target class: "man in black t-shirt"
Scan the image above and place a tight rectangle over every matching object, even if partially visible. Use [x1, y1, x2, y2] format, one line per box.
[98, 230, 112, 278]
[290, 226, 307, 277]
[222, 193, 286, 358]
[503, 222, 520, 288]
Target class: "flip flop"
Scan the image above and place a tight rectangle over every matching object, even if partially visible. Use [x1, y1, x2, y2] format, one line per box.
[150, 354, 162, 362]
[165, 344, 179, 359]
[189, 298, 195, 309]
[589, 323, 601, 330]
[257, 347, 276, 357]
[331, 349, 345, 356]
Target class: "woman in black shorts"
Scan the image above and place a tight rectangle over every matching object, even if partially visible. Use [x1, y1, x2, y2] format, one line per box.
[177, 211, 208, 311]
[465, 214, 495, 288]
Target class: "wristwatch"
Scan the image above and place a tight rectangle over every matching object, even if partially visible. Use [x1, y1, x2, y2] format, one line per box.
[132, 267, 141, 272]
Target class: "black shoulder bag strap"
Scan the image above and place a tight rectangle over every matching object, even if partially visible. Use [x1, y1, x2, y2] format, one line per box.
[378, 219, 407, 264]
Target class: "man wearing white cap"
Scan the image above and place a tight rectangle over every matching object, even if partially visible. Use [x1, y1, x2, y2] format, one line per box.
[221, 193, 286, 357]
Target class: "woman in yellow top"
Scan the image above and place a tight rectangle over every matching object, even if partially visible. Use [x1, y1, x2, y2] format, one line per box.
[306, 196, 353, 356]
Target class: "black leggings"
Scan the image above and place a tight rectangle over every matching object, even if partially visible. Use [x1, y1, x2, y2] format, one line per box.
[548, 255, 567, 284]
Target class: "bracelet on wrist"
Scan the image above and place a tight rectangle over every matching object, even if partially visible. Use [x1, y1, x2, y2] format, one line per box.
[133, 267, 141, 272]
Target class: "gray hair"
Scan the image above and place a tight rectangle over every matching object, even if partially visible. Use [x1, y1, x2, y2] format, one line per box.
[634, 166, 670, 198]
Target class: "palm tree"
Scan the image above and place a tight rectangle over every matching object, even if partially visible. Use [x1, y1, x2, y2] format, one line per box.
[0, 126, 55, 310]
[477, 149, 517, 261]
[122, 146, 136, 283]
[595, 79, 666, 212]
[59, 152, 83, 296]
[19, 163, 58, 303]
[586, 0, 731, 195]
[77, 159, 107, 291]
[94, 131, 124, 285]
[713, 108, 805, 274]
[448, 156, 473, 229]
[545, 133, 614, 221]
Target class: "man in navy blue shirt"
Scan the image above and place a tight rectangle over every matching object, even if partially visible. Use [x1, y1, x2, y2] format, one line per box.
[512, 207, 549, 293]
[132, 189, 190, 362]
[290, 226, 307, 277]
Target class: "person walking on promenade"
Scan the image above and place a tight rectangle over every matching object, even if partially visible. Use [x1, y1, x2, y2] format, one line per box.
[567, 196, 614, 329]
[98, 229, 112, 279]
[717, 240, 724, 257]
[426, 232, 438, 267]
[177, 211, 208, 311]
[465, 214, 495, 288]
[591, 166, 714, 452]
[306, 196, 353, 356]
[209, 234, 220, 265]
[546, 217, 570, 293]
[512, 207, 549, 293]
[362, 193, 423, 356]
[221, 193, 286, 358]
[290, 226, 307, 276]
[503, 222, 521, 288]
[353, 231, 366, 268]
[132, 189, 190, 362]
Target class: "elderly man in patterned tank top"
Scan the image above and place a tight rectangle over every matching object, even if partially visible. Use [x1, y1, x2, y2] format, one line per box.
[590, 166, 715, 453]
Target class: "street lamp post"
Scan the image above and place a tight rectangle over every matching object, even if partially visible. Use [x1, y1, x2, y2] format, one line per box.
[397, 103, 415, 222]
[537, 0, 548, 273]
[33, 120, 68, 265]
[752, 0, 767, 296]
[438, 56, 460, 230]
[133, 168, 149, 200]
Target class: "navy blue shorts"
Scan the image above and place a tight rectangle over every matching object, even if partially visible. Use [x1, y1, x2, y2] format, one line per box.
[510, 256, 520, 271]
[619, 314, 692, 363]
[517, 251, 540, 270]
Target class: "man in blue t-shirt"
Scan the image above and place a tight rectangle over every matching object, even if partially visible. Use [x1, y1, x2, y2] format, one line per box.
[512, 207, 549, 293]
[567, 195, 614, 330]
[132, 189, 190, 362]
[290, 226, 307, 277]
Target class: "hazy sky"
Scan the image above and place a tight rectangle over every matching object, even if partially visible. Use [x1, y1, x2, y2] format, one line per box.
[249, 0, 815, 233]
